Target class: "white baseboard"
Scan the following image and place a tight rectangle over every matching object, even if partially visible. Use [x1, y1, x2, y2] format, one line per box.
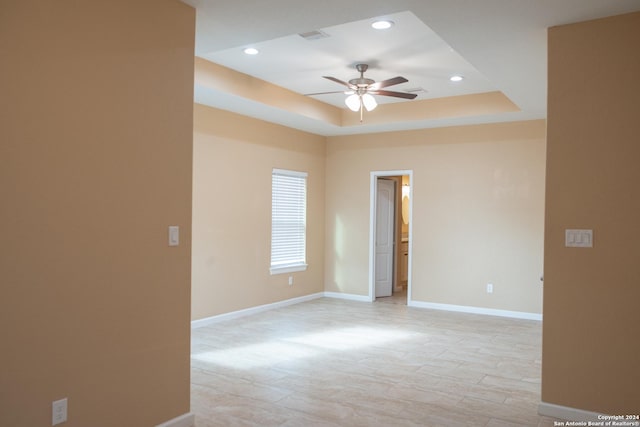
[408, 300, 542, 321]
[538, 401, 605, 421]
[323, 292, 371, 302]
[156, 412, 195, 427]
[192, 292, 541, 328]
[191, 292, 324, 328]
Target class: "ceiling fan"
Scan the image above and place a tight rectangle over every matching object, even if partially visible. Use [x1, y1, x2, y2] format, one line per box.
[307, 63, 417, 121]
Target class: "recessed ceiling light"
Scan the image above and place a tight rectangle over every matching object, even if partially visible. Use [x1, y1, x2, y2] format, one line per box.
[243, 47, 259, 55]
[450, 75, 464, 82]
[372, 20, 394, 30]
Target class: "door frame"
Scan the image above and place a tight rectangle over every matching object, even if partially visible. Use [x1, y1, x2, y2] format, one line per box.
[368, 170, 413, 303]
[374, 177, 395, 298]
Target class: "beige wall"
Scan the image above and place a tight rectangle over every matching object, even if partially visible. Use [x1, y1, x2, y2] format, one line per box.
[543, 12, 640, 413]
[0, 1, 194, 426]
[192, 104, 326, 320]
[326, 121, 546, 314]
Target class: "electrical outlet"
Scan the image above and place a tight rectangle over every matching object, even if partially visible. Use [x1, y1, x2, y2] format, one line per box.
[288, 276, 293, 286]
[486, 283, 493, 294]
[52, 398, 67, 425]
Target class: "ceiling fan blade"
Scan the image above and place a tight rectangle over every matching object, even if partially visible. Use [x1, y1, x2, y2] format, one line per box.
[323, 76, 357, 90]
[368, 76, 408, 90]
[370, 89, 418, 99]
[305, 90, 350, 96]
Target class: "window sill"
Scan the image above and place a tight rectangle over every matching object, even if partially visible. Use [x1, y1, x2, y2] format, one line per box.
[270, 264, 308, 275]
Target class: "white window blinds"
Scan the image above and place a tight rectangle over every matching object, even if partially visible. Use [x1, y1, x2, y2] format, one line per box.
[270, 169, 308, 274]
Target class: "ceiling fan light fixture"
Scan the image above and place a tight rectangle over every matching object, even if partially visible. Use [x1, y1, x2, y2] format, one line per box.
[362, 93, 377, 111]
[345, 94, 361, 112]
[372, 20, 394, 30]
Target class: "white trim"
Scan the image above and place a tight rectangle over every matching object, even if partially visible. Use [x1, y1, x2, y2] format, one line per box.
[191, 292, 378, 328]
[369, 170, 413, 303]
[269, 264, 307, 275]
[156, 413, 195, 427]
[409, 300, 542, 321]
[191, 293, 324, 328]
[272, 168, 307, 178]
[323, 292, 371, 302]
[538, 402, 606, 421]
[191, 291, 541, 330]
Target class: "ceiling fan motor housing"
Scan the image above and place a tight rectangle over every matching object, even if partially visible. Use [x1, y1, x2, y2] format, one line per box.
[350, 63, 374, 88]
[349, 77, 375, 87]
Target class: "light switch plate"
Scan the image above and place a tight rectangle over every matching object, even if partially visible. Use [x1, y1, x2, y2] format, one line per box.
[565, 229, 593, 248]
[52, 398, 67, 425]
[168, 226, 179, 246]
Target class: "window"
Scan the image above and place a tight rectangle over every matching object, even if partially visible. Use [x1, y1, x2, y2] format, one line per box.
[270, 168, 307, 274]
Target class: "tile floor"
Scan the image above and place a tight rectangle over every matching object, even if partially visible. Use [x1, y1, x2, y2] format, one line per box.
[191, 297, 561, 426]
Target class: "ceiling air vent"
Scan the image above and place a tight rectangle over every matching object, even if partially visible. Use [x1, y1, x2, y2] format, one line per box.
[405, 87, 427, 94]
[298, 30, 330, 41]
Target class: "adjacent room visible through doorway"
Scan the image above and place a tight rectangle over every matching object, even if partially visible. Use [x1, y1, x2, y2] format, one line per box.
[370, 170, 412, 306]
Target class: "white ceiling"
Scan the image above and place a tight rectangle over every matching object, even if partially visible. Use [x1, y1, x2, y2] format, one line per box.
[182, 0, 640, 136]
[201, 11, 496, 107]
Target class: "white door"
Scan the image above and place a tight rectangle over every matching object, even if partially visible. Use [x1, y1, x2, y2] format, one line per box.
[375, 178, 395, 297]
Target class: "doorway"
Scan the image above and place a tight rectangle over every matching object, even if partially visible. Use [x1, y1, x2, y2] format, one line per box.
[369, 170, 412, 305]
